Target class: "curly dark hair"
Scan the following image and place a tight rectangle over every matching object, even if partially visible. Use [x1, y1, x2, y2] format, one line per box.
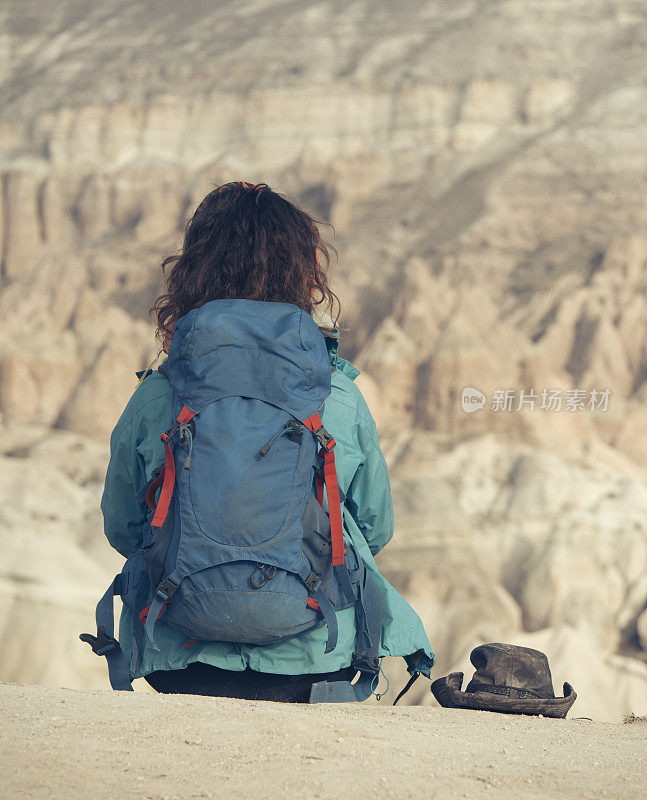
[152, 181, 340, 341]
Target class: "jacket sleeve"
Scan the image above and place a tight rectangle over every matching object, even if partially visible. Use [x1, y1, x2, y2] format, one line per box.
[100, 421, 148, 559]
[344, 411, 395, 557]
[100, 390, 168, 559]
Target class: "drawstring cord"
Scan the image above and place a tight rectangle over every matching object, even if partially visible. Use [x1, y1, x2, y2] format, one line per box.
[260, 426, 286, 457]
[392, 672, 420, 706]
[179, 423, 194, 470]
[259, 420, 302, 457]
[370, 659, 390, 701]
[136, 346, 164, 387]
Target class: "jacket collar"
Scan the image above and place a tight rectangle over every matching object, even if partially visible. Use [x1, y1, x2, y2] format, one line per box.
[320, 328, 360, 382]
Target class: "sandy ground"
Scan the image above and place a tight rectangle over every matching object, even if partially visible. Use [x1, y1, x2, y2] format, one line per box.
[2, 684, 646, 800]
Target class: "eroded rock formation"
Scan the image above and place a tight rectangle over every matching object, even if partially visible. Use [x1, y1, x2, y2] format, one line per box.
[1, 0, 646, 719]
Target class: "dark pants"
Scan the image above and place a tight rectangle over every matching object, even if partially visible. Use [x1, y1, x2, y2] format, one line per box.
[144, 662, 356, 702]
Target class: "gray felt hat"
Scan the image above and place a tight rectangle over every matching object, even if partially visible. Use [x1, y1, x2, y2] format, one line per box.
[431, 643, 577, 718]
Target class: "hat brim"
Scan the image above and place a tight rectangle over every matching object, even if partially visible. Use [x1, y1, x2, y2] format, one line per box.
[431, 672, 577, 718]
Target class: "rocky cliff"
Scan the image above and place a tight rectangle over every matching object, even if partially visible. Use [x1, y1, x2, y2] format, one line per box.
[1, 0, 647, 720]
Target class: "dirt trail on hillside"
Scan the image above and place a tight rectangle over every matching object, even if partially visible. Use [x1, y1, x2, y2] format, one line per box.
[2, 683, 645, 800]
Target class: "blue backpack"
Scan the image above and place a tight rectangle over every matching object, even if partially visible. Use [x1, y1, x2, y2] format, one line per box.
[82, 300, 384, 702]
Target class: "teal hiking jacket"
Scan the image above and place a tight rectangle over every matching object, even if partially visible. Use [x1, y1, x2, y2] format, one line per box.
[101, 333, 435, 681]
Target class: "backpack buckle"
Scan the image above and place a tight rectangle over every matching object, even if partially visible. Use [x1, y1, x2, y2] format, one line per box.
[79, 626, 120, 657]
[352, 651, 380, 674]
[304, 572, 322, 594]
[160, 423, 180, 444]
[313, 425, 335, 451]
[155, 578, 179, 601]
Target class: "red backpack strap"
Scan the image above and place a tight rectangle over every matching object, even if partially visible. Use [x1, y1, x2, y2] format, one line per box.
[145, 471, 164, 510]
[176, 405, 195, 425]
[303, 413, 345, 567]
[150, 405, 195, 528]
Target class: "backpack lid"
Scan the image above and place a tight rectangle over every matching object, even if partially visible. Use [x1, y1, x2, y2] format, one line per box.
[164, 299, 331, 419]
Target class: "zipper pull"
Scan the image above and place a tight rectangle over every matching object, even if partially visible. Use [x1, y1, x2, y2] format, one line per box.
[260, 420, 302, 457]
[260, 427, 286, 457]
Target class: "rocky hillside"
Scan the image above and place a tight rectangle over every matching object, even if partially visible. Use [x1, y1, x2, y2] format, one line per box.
[1, 0, 647, 719]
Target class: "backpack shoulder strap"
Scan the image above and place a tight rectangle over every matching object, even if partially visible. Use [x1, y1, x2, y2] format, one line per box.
[150, 405, 195, 529]
[301, 412, 385, 701]
[302, 412, 344, 567]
